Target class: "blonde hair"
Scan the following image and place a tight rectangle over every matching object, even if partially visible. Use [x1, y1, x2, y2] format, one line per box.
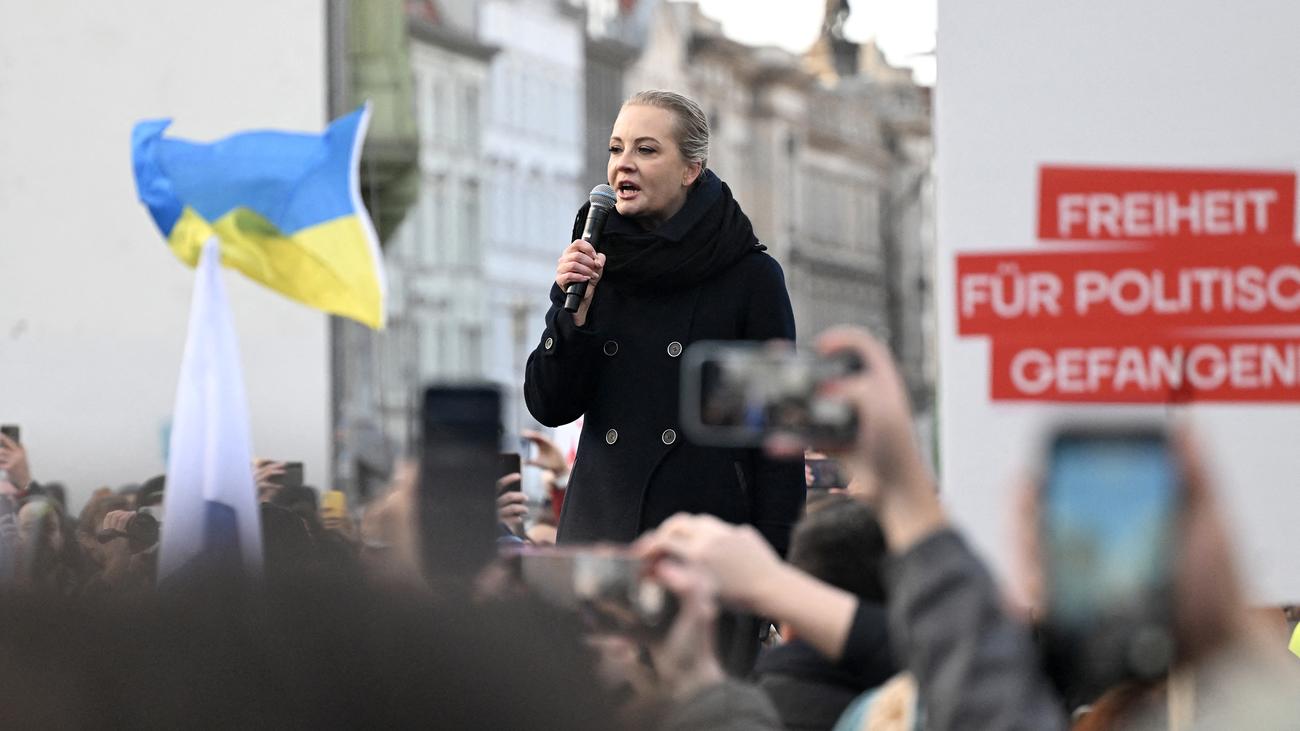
[624, 90, 710, 170]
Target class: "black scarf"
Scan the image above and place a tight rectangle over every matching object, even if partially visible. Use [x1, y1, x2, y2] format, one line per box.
[569, 169, 765, 293]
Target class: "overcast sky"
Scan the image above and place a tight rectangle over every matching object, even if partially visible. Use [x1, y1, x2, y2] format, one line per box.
[689, 0, 936, 85]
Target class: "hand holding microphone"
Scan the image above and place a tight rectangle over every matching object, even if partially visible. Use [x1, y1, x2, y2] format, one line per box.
[556, 185, 616, 323]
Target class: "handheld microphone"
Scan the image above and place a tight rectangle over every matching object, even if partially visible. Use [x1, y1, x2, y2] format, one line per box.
[564, 184, 617, 313]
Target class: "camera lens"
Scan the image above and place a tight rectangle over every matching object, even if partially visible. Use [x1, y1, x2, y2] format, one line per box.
[125, 511, 161, 552]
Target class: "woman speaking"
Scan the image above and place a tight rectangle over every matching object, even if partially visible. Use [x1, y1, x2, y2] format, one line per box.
[524, 90, 803, 556]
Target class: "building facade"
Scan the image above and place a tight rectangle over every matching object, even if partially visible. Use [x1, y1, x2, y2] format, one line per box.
[329, 0, 935, 493]
[624, 0, 935, 416]
[380, 8, 499, 448]
[477, 0, 586, 436]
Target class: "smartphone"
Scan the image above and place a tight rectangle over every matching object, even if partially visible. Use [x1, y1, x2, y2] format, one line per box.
[275, 462, 304, 490]
[806, 457, 847, 491]
[499, 453, 522, 479]
[1040, 425, 1180, 698]
[0, 425, 19, 444]
[680, 341, 860, 448]
[321, 490, 347, 521]
[506, 545, 677, 637]
[419, 385, 502, 581]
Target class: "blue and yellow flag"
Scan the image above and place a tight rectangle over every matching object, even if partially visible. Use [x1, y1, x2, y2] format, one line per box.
[132, 105, 386, 329]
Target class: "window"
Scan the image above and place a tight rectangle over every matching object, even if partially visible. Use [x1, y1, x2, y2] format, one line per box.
[464, 85, 479, 150]
[417, 73, 434, 144]
[491, 63, 506, 126]
[418, 180, 436, 266]
[381, 320, 416, 404]
[430, 175, 447, 264]
[436, 322, 451, 377]
[492, 168, 507, 240]
[463, 180, 480, 264]
[463, 325, 483, 376]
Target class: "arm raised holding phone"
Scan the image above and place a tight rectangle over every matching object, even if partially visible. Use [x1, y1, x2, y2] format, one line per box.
[639, 326, 1066, 731]
[0, 429, 32, 493]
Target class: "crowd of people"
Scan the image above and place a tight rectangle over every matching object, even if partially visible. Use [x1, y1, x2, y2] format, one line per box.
[1, 325, 1297, 729]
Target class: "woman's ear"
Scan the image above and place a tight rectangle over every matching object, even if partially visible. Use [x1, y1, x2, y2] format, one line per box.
[682, 160, 703, 187]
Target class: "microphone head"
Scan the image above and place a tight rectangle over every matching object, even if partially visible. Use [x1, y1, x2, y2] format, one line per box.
[589, 184, 617, 211]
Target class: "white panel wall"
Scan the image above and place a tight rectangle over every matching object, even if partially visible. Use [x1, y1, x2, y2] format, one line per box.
[937, 0, 1300, 603]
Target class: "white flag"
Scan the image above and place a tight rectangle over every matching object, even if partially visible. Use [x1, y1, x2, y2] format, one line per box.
[158, 238, 262, 581]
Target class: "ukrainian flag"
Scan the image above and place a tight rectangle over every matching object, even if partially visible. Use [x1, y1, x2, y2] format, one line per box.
[131, 104, 386, 329]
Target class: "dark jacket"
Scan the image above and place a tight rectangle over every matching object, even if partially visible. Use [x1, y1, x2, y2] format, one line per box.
[756, 605, 897, 730]
[883, 529, 1067, 731]
[523, 174, 804, 552]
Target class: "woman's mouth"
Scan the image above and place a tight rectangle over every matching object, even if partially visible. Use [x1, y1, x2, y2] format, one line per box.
[617, 181, 641, 200]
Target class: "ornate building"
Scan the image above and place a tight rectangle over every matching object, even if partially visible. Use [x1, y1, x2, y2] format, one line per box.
[477, 0, 587, 437]
[329, 0, 935, 494]
[379, 1, 499, 449]
[624, 0, 935, 415]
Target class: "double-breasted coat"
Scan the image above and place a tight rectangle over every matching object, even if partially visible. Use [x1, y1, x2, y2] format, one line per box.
[523, 246, 805, 554]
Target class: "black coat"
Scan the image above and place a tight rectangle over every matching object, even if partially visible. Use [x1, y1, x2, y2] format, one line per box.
[523, 179, 804, 553]
[754, 604, 897, 730]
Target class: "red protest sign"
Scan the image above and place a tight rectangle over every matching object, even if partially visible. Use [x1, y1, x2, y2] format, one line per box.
[1037, 165, 1296, 245]
[956, 244, 1300, 338]
[958, 164, 1300, 404]
[990, 334, 1300, 403]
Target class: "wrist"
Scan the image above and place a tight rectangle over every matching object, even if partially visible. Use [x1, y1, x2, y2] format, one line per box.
[878, 472, 946, 553]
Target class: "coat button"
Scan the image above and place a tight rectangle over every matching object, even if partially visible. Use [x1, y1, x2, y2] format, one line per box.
[605, 429, 618, 445]
[603, 340, 619, 356]
[661, 428, 677, 445]
[544, 336, 555, 351]
[667, 341, 683, 358]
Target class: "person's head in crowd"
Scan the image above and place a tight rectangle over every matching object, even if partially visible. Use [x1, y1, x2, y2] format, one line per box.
[788, 493, 888, 606]
[750, 493, 897, 731]
[16, 497, 71, 592]
[76, 493, 131, 569]
[18, 497, 62, 552]
[39, 482, 67, 515]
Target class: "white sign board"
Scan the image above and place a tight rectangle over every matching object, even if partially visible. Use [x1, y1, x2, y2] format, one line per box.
[937, 0, 1300, 603]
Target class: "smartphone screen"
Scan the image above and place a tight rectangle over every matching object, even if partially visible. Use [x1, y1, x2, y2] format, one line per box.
[0, 425, 19, 444]
[806, 457, 847, 491]
[681, 342, 858, 448]
[498, 453, 522, 479]
[1042, 427, 1179, 692]
[420, 385, 501, 582]
[279, 462, 304, 490]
